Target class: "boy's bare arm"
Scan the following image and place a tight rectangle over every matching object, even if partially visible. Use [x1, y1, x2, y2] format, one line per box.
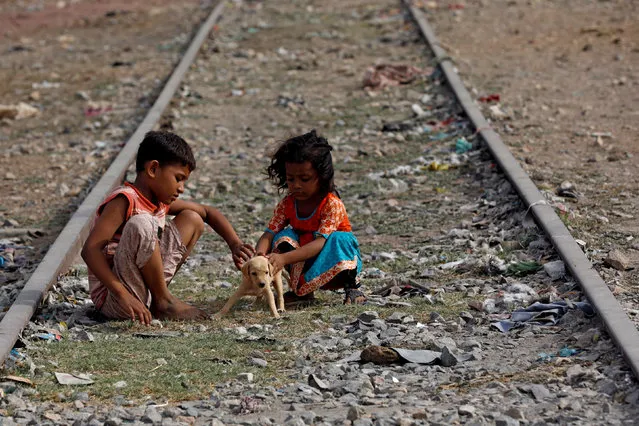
[169, 200, 254, 267]
[81, 196, 152, 324]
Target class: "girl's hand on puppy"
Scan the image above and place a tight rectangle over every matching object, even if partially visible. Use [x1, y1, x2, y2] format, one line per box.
[267, 253, 286, 274]
[231, 241, 255, 269]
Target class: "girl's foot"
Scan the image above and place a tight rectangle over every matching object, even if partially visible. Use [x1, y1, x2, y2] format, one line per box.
[344, 288, 367, 305]
[283, 291, 317, 308]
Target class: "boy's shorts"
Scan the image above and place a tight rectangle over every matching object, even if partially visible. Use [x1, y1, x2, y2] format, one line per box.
[99, 213, 186, 320]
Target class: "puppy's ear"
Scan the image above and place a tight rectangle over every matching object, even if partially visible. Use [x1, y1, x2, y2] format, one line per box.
[241, 260, 251, 280]
[267, 261, 274, 277]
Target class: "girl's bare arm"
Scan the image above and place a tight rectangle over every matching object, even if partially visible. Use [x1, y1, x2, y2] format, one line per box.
[255, 231, 275, 256]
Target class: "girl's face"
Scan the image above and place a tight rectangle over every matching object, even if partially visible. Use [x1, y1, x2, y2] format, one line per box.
[285, 161, 320, 201]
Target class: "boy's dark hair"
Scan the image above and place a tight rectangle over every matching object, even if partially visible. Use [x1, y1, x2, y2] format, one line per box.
[267, 129, 335, 195]
[136, 131, 196, 172]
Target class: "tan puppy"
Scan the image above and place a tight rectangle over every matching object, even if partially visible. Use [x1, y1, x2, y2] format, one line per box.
[214, 256, 285, 318]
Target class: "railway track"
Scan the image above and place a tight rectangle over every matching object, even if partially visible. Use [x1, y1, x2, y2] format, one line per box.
[0, 0, 638, 424]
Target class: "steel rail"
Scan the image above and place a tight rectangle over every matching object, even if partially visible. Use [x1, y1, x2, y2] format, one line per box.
[403, 0, 639, 378]
[0, 1, 226, 365]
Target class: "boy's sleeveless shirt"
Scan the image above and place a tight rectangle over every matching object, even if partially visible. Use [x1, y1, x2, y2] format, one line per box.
[88, 182, 170, 308]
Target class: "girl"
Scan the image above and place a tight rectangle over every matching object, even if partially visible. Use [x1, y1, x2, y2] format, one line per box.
[255, 130, 365, 305]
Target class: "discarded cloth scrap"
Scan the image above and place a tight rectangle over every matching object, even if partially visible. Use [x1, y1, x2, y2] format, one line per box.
[492, 301, 595, 333]
[363, 64, 429, 90]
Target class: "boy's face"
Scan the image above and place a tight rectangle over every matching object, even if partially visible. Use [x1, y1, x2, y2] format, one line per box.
[149, 162, 191, 204]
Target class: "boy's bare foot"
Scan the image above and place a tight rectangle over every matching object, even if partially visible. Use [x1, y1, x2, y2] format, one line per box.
[151, 297, 208, 321]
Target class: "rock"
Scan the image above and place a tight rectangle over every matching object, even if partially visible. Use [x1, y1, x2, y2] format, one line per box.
[495, 416, 520, 426]
[237, 373, 254, 382]
[556, 181, 579, 198]
[249, 358, 268, 368]
[440, 346, 458, 367]
[142, 408, 162, 424]
[604, 249, 630, 271]
[386, 311, 406, 323]
[543, 260, 566, 280]
[347, 406, 363, 421]
[504, 407, 525, 420]
[0, 102, 40, 120]
[360, 346, 400, 364]
[358, 311, 379, 323]
[458, 405, 475, 416]
[411, 104, 425, 117]
[529, 384, 552, 401]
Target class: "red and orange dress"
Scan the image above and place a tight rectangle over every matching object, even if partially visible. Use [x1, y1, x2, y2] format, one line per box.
[265, 192, 361, 296]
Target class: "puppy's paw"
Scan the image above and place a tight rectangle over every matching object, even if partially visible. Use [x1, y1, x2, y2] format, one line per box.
[277, 308, 286, 313]
[273, 312, 281, 319]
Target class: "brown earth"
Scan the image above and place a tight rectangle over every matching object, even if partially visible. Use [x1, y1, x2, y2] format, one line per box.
[424, 0, 639, 296]
[0, 0, 637, 306]
[0, 0, 207, 280]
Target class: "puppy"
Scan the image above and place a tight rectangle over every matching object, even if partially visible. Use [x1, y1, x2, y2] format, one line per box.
[215, 256, 285, 318]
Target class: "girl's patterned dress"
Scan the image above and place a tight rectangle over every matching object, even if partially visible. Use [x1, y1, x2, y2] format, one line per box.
[266, 192, 362, 296]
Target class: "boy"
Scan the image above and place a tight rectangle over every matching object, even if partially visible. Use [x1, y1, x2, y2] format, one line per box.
[81, 131, 254, 324]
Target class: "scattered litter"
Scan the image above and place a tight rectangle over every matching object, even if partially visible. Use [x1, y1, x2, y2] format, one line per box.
[506, 261, 542, 277]
[426, 161, 449, 171]
[363, 64, 430, 90]
[0, 102, 40, 120]
[488, 104, 508, 119]
[492, 301, 595, 333]
[1, 375, 34, 386]
[455, 137, 473, 153]
[55, 372, 94, 385]
[373, 281, 432, 298]
[133, 331, 181, 338]
[33, 332, 62, 342]
[84, 102, 112, 117]
[308, 374, 330, 390]
[429, 132, 450, 141]
[354, 345, 459, 367]
[478, 94, 500, 103]
[538, 347, 581, 362]
[32, 81, 60, 89]
[411, 103, 426, 117]
[556, 181, 579, 199]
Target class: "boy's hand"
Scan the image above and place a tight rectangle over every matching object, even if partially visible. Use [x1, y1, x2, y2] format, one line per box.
[118, 291, 152, 326]
[231, 242, 255, 269]
[267, 253, 286, 274]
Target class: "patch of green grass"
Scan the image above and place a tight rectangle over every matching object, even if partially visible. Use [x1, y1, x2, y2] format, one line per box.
[24, 282, 470, 403]
[24, 331, 288, 403]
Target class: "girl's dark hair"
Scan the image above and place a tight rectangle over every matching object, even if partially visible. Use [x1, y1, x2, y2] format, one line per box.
[267, 130, 335, 195]
[136, 131, 196, 172]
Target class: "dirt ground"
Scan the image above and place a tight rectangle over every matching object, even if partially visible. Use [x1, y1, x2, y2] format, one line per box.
[0, 0, 207, 280]
[0, 1, 637, 316]
[424, 0, 639, 297]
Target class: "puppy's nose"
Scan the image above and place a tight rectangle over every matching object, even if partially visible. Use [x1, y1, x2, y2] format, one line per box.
[258, 282, 266, 288]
